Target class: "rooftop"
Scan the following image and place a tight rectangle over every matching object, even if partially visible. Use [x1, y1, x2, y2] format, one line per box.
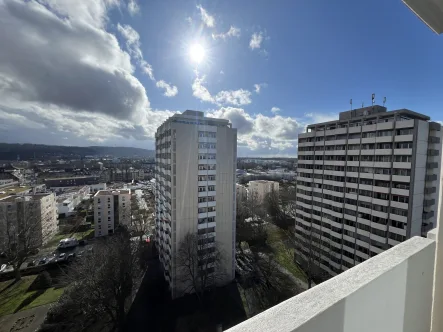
[0, 186, 31, 200]
[306, 106, 431, 128]
[0, 193, 51, 202]
[94, 189, 130, 196]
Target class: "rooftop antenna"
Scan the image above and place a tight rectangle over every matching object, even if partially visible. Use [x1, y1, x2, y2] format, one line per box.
[372, 93, 375, 107]
[350, 98, 353, 111]
[362, 102, 364, 108]
[383, 96, 387, 107]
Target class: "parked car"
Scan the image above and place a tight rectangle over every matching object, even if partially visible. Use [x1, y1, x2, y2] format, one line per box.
[38, 258, 47, 265]
[57, 238, 79, 249]
[59, 253, 66, 259]
[0, 264, 6, 272]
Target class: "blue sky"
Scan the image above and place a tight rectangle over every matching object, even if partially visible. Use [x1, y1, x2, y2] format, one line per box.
[0, 0, 441, 156]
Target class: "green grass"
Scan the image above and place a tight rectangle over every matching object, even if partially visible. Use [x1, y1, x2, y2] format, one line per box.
[266, 225, 307, 282]
[0, 276, 64, 317]
[21, 287, 65, 311]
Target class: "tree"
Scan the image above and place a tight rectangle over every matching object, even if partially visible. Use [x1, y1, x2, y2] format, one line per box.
[45, 230, 142, 332]
[176, 232, 224, 302]
[235, 192, 268, 247]
[129, 194, 154, 242]
[0, 198, 51, 281]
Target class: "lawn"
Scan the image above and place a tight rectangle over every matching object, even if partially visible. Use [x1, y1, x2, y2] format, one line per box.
[0, 276, 64, 316]
[266, 224, 307, 282]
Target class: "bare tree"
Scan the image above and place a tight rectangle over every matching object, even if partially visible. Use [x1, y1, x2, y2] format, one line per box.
[176, 232, 224, 301]
[129, 195, 154, 242]
[0, 198, 51, 281]
[45, 230, 142, 332]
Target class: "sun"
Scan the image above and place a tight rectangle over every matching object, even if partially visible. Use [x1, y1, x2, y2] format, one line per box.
[189, 43, 205, 64]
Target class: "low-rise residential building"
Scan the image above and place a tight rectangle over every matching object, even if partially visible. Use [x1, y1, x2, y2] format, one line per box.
[0, 193, 58, 250]
[248, 180, 280, 202]
[89, 183, 107, 193]
[93, 189, 131, 237]
[56, 186, 90, 217]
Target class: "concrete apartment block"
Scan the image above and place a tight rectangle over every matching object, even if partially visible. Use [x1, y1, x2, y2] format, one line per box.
[248, 180, 280, 202]
[155, 110, 237, 298]
[295, 106, 441, 277]
[93, 189, 131, 237]
[0, 193, 58, 249]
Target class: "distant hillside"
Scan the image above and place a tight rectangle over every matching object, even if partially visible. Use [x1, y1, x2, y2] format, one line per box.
[0, 143, 154, 160]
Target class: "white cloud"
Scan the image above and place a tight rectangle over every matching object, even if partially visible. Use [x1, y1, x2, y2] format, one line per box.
[117, 23, 155, 80]
[249, 32, 263, 49]
[156, 80, 178, 97]
[207, 107, 303, 155]
[0, 0, 176, 145]
[271, 107, 280, 113]
[192, 75, 252, 106]
[214, 90, 251, 106]
[192, 75, 214, 103]
[212, 26, 240, 40]
[196, 5, 215, 28]
[220, 70, 224, 75]
[186, 16, 193, 24]
[127, 0, 139, 15]
[254, 83, 267, 94]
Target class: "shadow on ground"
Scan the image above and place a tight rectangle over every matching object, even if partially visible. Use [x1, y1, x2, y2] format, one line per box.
[124, 258, 246, 332]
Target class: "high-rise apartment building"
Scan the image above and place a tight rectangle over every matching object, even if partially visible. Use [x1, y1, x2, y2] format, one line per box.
[295, 106, 441, 277]
[155, 110, 237, 298]
[93, 189, 131, 237]
[0, 193, 58, 250]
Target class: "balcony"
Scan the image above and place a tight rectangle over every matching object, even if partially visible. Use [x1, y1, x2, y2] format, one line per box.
[226, 235, 437, 332]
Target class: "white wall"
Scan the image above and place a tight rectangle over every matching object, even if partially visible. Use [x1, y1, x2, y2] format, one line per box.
[226, 237, 435, 332]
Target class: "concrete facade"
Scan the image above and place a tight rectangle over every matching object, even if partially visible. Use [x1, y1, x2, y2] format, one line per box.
[0, 193, 58, 250]
[248, 180, 279, 202]
[93, 189, 131, 237]
[296, 106, 442, 276]
[155, 110, 237, 298]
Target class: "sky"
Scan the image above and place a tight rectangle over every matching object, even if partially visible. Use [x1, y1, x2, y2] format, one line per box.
[0, 0, 442, 157]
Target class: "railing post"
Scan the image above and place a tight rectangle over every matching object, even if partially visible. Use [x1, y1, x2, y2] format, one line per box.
[429, 181, 443, 332]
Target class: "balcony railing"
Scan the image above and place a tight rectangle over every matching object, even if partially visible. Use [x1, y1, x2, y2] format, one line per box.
[227, 235, 436, 332]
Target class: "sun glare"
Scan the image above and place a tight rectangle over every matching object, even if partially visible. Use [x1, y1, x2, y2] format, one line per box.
[189, 43, 205, 64]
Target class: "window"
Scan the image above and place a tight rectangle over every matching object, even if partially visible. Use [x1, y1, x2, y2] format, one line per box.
[198, 186, 206, 192]
[377, 130, 393, 137]
[394, 155, 411, 162]
[396, 142, 413, 149]
[208, 185, 215, 191]
[391, 195, 409, 203]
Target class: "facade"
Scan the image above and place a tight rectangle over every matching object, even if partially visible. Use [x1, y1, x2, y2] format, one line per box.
[154, 110, 237, 298]
[296, 106, 441, 277]
[248, 180, 280, 202]
[89, 183, 107, 193]
[57, 186, 91, 217]
[236, 184, 248, 202]
[45, 176, 99, 191]
[0, 193, 58, 250]
[93, 189, 131, 237]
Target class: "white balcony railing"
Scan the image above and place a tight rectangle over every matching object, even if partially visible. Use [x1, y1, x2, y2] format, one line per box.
[227, 235, 437, 332]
